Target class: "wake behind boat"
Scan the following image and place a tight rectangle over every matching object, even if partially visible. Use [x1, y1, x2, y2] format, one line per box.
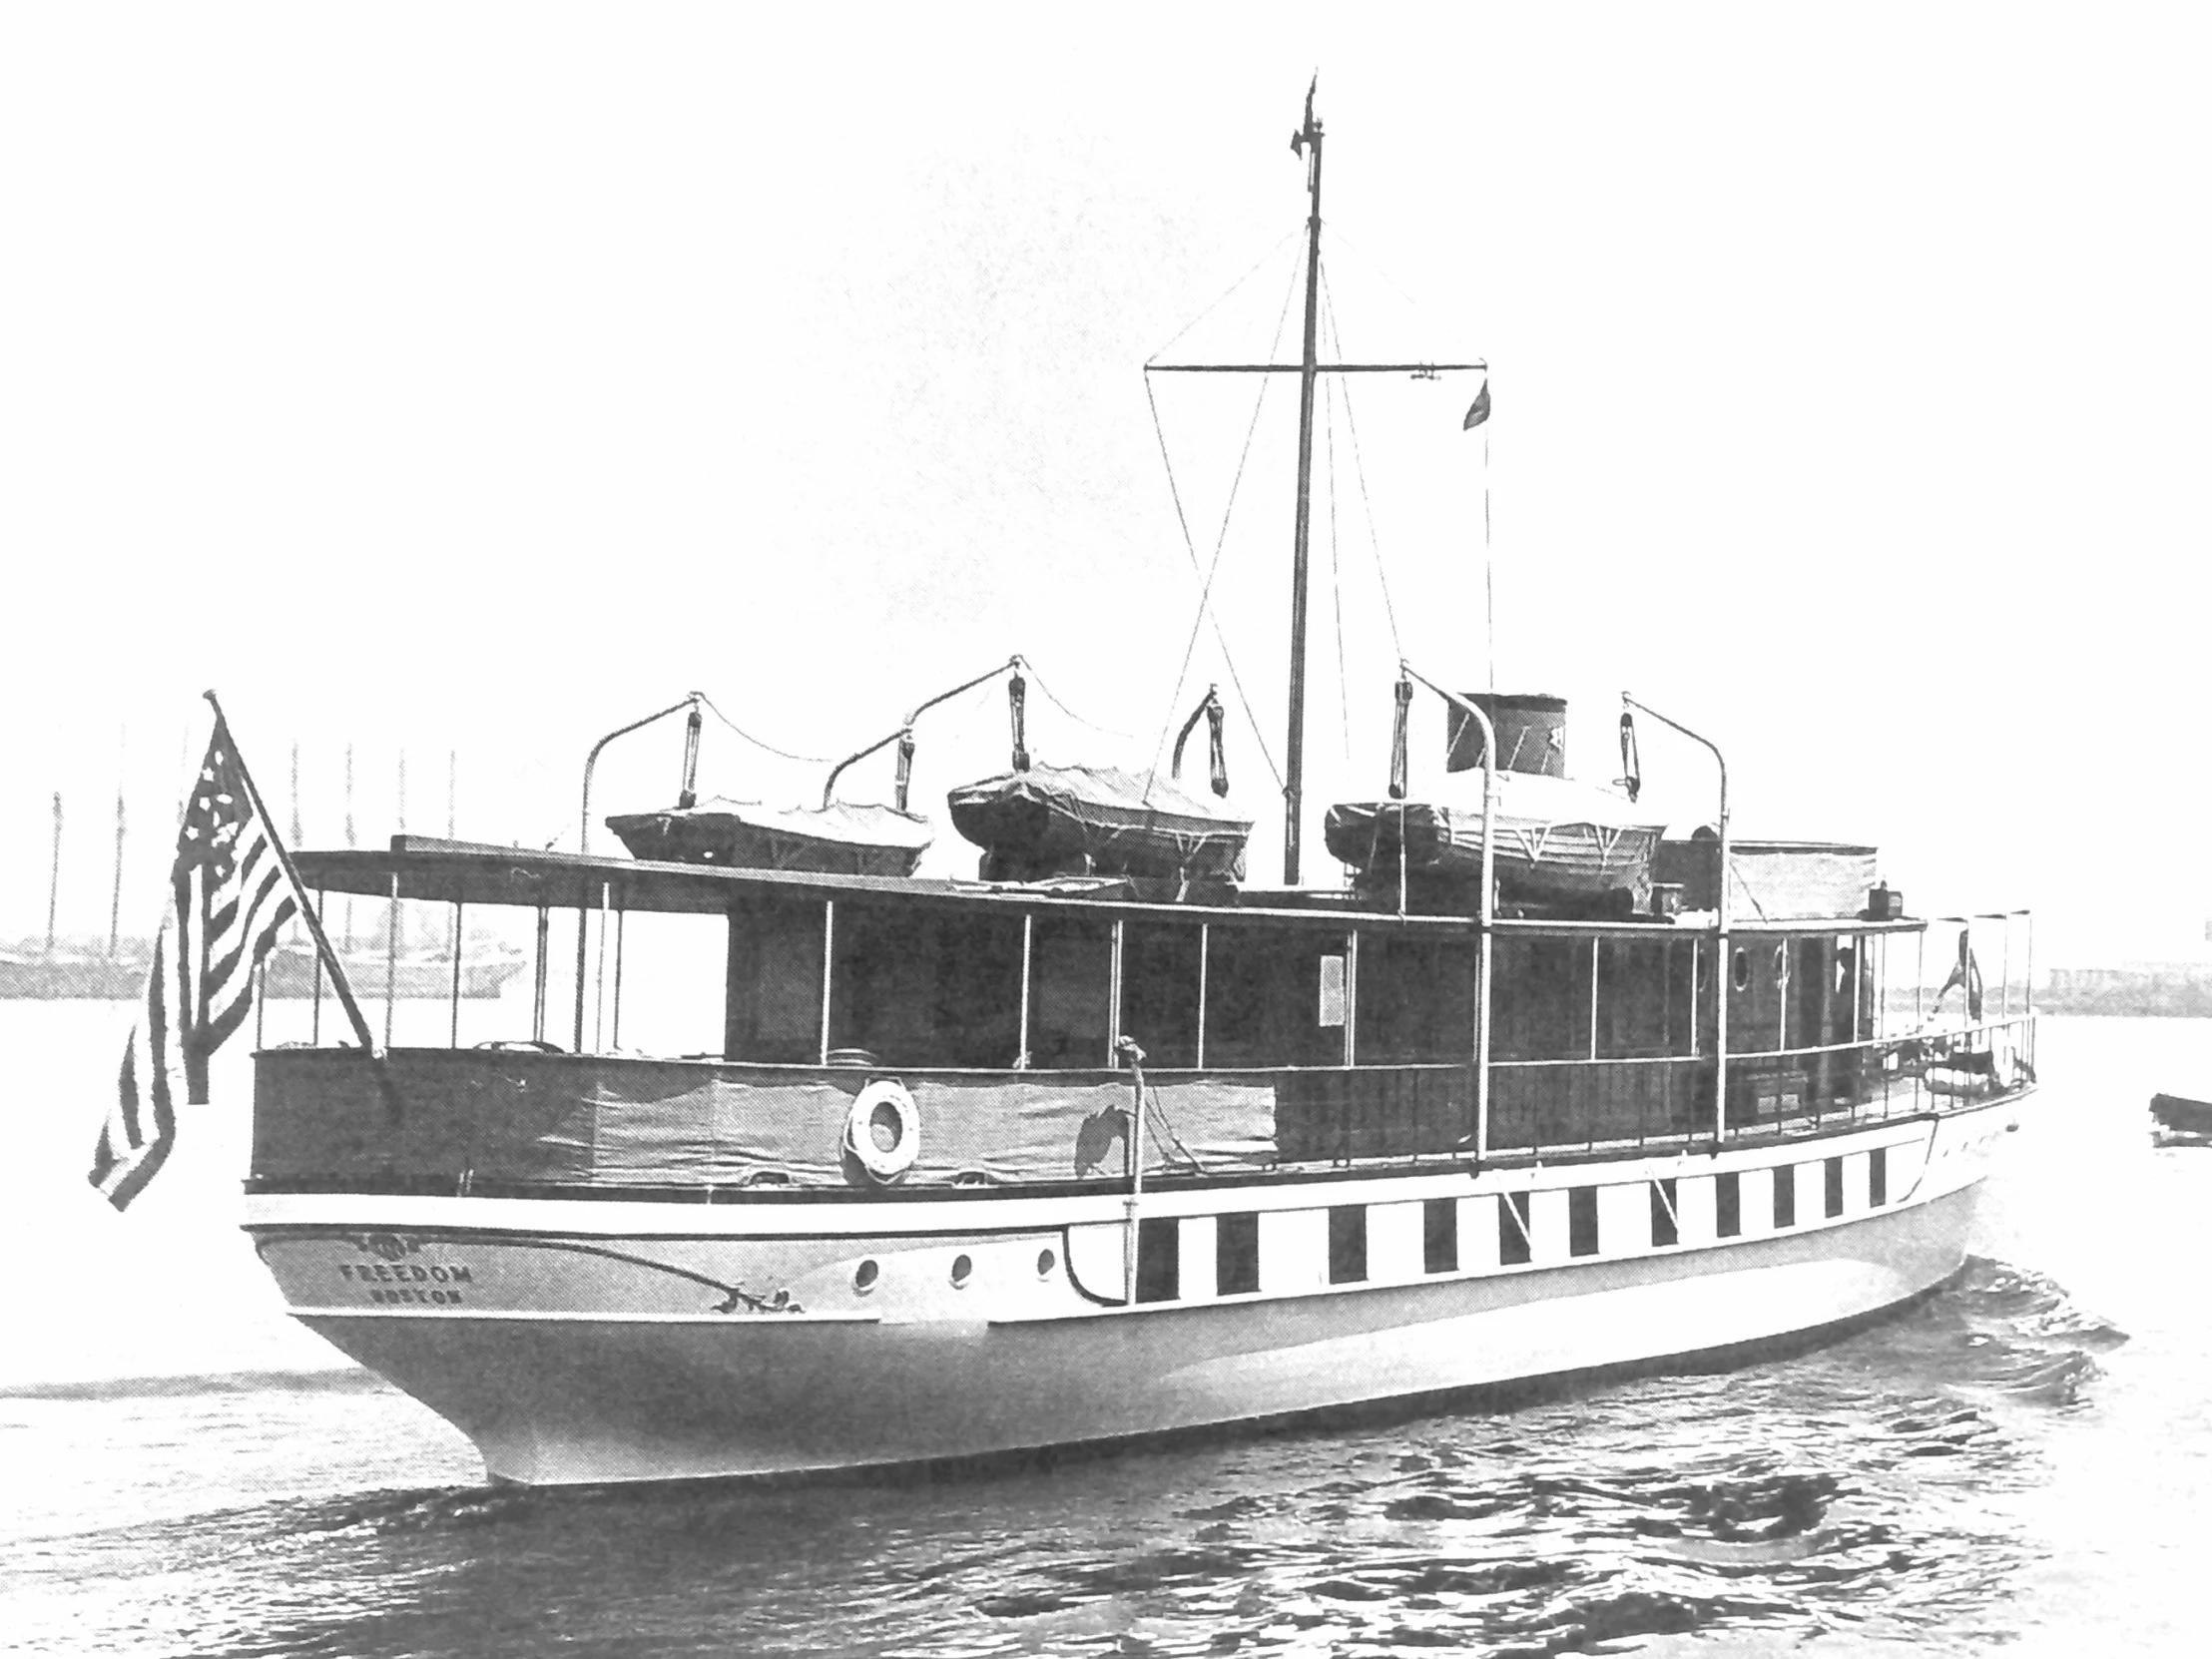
[206, 91, 2040, 1485]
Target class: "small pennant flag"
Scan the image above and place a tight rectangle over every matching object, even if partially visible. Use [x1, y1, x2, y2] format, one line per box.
[89, 714, 304, 1210]
[1463, 378, 1491, 430]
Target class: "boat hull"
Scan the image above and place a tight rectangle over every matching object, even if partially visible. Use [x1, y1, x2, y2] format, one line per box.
[249, 1099, 2018, 1485]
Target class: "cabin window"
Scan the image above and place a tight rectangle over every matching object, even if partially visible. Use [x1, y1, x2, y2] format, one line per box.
[726, 895, 826, 1063]
[1568, 1187, 1599, 1257]
[1027, 916, 1113, 1068]
[1328, 1205, 1368, 1283]
[1716, 1171, 1742, 1237]
[1825, 1156, 1845, 1218]
[1205, 925, 1347, 1068]
[1423, 1197, 1457, 1273]
[1119, 920, 1201, 1068]
[1596, 937, 1696, 1059]
[1356, 932, 1477, 1064]
[1493, 937, 1593, 1060]
[1730, 947, 1751, 991]
[1217, 1212, 1260, 1295]
[829, 902, 1023, 1068]
[1774, 1164, 1797, 1229]
[1870, 1146, 1888, 1207]
[1136, 1216, 1180, 1303]
[1650, 1179, 1679, 1247]
[1499, 1191, 1532, 1265]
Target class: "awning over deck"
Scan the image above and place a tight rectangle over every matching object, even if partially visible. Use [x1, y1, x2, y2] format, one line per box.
[286, 837, 1484, 929]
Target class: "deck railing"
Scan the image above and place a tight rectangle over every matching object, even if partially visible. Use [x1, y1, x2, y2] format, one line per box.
[1483, 1013, 2036, 1157]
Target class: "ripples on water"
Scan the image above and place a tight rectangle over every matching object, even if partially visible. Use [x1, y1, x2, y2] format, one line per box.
[1, 1260, 2129, 1659]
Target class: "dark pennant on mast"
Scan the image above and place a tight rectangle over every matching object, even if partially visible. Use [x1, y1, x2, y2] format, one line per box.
[1284, 80, 1324, 885]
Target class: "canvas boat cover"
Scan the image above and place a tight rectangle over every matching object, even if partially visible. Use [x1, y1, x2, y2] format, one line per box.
[1326, 771, 1666, 900]
[607, 797, 932, 878]
[948, 765, 1252, 880]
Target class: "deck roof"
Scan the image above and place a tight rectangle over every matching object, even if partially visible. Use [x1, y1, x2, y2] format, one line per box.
[287, 837, 1930, 934]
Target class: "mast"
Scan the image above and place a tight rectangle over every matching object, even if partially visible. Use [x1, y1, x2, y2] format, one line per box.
[108, 784, 126, 957]
[342, 743, 356, 951]
[1284, 80, 1324, 885]
[46, 792, 62, 953]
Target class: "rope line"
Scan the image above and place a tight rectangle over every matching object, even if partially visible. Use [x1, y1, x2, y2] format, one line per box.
[1324, 372, 1351, 762]
[1321, 276, 1403, 664]
[694, 695, 839, 766]
[1140, 253, 1303, 801]
[1145, 228, 1303, 365]
[1022, 663, 1139, 743]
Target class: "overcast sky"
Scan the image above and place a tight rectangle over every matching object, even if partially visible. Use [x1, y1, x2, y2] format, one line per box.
[4, 4, 2207, 967]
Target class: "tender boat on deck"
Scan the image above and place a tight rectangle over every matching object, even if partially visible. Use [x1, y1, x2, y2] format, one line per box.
[237, 93, 2040, 1486]
[1327, 771, 1664, 910]
[607, 797, 931, 878]
[949, 764, 1251, 882]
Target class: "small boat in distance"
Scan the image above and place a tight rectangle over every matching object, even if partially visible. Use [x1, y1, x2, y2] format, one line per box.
[2150, 1093, 2212, 1141]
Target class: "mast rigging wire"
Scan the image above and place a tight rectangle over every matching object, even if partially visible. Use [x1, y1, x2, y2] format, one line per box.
[1323, 372, 1352, 762]
[1146, 230, 1304, 366]
[1318, 271, 1404, 665]
[1139, 253, 1304, 801]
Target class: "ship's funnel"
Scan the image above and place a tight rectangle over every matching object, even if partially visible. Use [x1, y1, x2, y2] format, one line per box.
[1445, 693, 1566, 778]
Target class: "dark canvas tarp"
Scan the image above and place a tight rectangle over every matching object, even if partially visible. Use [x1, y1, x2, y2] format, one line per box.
[948, 766, 1251, 879]
[607, 798, 932, 878]
[253, 1049, 1284, 1189]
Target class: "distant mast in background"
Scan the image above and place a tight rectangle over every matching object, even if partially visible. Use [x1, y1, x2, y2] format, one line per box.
[395, 754, 408, 954]
[342, 743, 356, 950]
[108, 782, 126, 958]
[286, 741, 305, 945]
[46, 793, 62, 953]
[446, 750, 458, 953]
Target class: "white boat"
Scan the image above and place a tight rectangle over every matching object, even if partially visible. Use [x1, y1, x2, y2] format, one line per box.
[241, 92, 2038, 1486]
[1325, 771, 1665, 910]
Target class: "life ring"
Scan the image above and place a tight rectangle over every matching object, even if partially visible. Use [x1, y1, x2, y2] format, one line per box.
[843, 1079, 920, 1182]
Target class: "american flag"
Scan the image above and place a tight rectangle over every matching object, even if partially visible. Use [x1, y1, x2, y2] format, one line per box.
[89, 716, 304, 1210]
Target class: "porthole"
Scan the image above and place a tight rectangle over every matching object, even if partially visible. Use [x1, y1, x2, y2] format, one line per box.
[1730, 947, 1751, 991]
[1036, 1249, 1057, 1278]
[950, 1253, 974, 1287]
[1773, 943, 1789, 983]
[852, 1259, 879, 1294]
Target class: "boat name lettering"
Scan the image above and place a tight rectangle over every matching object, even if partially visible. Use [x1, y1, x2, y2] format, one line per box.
[339, 1262, 472, 1285]
[364, 1286, 465, 1306]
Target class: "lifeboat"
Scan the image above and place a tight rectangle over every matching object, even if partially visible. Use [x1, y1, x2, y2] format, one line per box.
[606, 797, 932, 877]
[948, 764, 1252, 881]
[1326, 771, 1665, 906]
